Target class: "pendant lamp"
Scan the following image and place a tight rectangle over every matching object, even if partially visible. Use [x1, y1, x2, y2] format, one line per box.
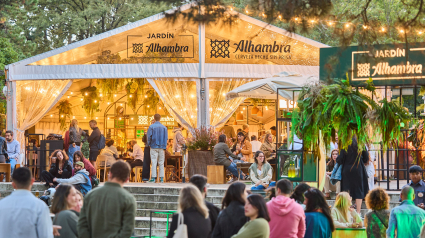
[257, 109, 263, 117]
[233, 120, 237, 125]
[251, 106, 259, 115]
[236, 112, 245, 121]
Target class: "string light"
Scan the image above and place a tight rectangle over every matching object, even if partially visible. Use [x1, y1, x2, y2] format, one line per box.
[100, 94, 103, 97]
[399, 29, 404, 33]
[419, 31, 423, 35]
[114, 94, 117, 97]
[381, 27, 386, 32]
[145, 95, 147, 98]
[131, 117, 134, 120]
[327, 21, 334, 26]
[278, 15, 282, 19]
[245, 9, 249, 14]
[345, 23, 350, 28]
[119, 117, 122, 120]
[107, 117, 110, 120]
[107, 102, 110, 105]
[94, 100, 97, 103]
[363, 25, 368, 29]
[159, 107, 162, 109]
[295, 17, 299, 21]
[73, 116, 75, 119]
[70, 92, 73, 94]
[120, 103, 122, 106]
[129, 94, 132, 98]
[85, 93, 88, 96]
[96, 117, 98, 119]
[81, 98, 83, 101]
[50, 114, 53, 117]
[84, 117, 86, 119]
[61, 115, 64, 117]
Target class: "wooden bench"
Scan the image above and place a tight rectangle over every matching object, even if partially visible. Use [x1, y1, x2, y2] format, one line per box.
[207, 165, 226, 184]
[0, 164, 11, 182]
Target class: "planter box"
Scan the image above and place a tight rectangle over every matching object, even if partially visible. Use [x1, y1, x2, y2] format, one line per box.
[187, 150, 215, 178]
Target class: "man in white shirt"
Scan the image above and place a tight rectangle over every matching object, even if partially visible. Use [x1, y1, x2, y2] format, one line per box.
[0, 167, 53, 238]
[251, 135, 262, 153]
[129, 140, 144, 169]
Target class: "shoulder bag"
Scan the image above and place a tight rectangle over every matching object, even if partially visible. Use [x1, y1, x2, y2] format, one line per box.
[373, 211, 388, 229]
[172, 213, 188, 238]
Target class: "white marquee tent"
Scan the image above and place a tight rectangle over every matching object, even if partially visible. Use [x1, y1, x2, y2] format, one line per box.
[5, 3, 329, 156]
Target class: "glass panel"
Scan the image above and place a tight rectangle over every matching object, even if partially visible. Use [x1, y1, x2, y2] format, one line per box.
[205, 18, 319, 65]
[30, 16, 199, 65]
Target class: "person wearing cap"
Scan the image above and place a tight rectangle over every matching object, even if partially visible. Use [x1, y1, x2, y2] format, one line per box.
[54, 161, 92, 196]
[401, 165, 425, 209]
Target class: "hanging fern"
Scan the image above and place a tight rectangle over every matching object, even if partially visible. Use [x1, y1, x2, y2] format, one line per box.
[97, 78, 125, 102]
[126, 78, 147, 111]
[81, 86, 101, 118]
[142, 89, 160, 114]
[57, 100, 73, 131]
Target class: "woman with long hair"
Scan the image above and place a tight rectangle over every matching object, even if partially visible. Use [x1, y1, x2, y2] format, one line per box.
[68, 119, 87, 163]
[72, 151, 96, 178]
[290, 183, 311, 210]
[232, 132, 252, 162]
[41, 149, 72, 187]
[249, 151, 273, 190]
[331, 192, 363, 228]
[214, 134, 247, 182]
[260, 133, 276, 164]
[324, 149, 340, 198]
[99, 139, 119, 167]
[231, 194, 270, 238]
[336, 137, 369, 214]
[304, 188, 335, 238]
[364, 188, 390, 238]
[168, 184, 211, 238]
[212, 182, 248, 238]
[51, 185, 79, 238]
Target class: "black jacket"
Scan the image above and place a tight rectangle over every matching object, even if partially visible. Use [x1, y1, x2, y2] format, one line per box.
[88, 127, 101, 151]
[168, 207, 211, 238]
[212, 201, 248, 238]
[49, 160, 72, 179]
[0, 137, 7, 156]
[206, 201, 220, 230]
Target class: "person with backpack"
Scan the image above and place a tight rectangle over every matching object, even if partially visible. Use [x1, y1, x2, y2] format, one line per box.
[88, 120, 104, 171]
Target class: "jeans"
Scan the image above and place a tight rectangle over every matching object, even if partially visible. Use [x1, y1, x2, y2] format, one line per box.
[226, 162, 244, 179]
[150, 148, 164, 178]
[8, 158, 17, 174]
[68, 145, 80, 164]
[251, 184, 266, 190]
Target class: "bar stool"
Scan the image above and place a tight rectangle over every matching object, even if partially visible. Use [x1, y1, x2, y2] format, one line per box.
[133, 166, 143, 182]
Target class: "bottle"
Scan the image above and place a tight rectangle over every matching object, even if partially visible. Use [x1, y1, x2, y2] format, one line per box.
[289, 160, 294, 178]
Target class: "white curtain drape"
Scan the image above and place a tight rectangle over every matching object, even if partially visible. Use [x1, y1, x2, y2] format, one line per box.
[15, 80, 72, 153]
[208, 79, 254, 128]
[147, 79, 198, 130]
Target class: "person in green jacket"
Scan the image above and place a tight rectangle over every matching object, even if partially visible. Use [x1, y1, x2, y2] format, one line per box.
[232, 194, 270, 238]
[51, 184, 80, 238]
[78, 160, 136, 238]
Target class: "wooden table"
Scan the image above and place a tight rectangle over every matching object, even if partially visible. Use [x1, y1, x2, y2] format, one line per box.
[236, 162, 252, 180]
[120, 156, 134, 162]
[165, 155, 182, 182]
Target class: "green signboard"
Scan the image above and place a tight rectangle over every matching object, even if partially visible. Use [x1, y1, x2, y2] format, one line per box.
[128, 114, 177, 127]
[320, 42, 425, 86]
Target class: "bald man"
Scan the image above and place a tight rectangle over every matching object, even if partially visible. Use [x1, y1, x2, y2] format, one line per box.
[387, 186, 425, 238]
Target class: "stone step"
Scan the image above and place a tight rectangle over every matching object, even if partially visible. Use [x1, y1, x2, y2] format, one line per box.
[125, 186, 227, 196]
[136, 201, 221, 210]
[133, 194, 223, 204]
[136, 209, 176, 217]
[134, 228, 167, 237]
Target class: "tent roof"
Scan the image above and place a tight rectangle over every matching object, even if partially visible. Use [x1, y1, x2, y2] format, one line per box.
[6, 3, 329, 81]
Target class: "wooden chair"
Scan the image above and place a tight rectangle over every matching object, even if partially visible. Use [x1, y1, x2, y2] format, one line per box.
[0, 164, 11, 182]
[207, 165, 226, 184]
[133, 166, 143, 182]
[96, 155, 110, 182]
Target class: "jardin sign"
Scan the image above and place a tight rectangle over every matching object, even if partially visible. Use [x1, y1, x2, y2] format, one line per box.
[320, 43, 425, 86]
[128, 114, 177, 127]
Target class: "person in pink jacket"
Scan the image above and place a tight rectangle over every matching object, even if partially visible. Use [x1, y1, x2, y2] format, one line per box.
[266, 179, 306, 238]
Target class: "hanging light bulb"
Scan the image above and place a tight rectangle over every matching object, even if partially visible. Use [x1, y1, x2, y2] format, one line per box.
[50, 114, 53, 117]
[119, 117, 122, 120]
[70, 92, 73, 94]
[107, 117, 110, 120]
[73, 116, 75, 119]
[114, 94, 117, 97]
[131, 117, 134, 120]
[145, 95, 147, 98]
[67, 96, 70, 99]
[94, 100, 97, 103]
[61, 115, 64, 118]
[147, 105, 150, 108]
[81, 98, 83, 101]
[159, 107, 162, 109]
[96, 117, 98, 119]
[120, 104, 122, 106]
[100, 93, 103, 97]
[84, 117, 87, 119]
[129, 94, 132, 98]
[107, 102, 110, 105]
[85, 92, 88, 96]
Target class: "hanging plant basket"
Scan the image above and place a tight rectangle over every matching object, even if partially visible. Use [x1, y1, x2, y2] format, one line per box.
[126, 78, 147, 111]
[81, 86, 101, 118]
[142, 89, 159, 114]
[57, 100, 73, 131]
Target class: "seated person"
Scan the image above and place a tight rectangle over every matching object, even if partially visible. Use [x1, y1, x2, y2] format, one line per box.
[250, 151, 273, 190]
[231, 132, 252, 162]
[40, 149, 72, 188]
[260, 133, 276, 164]
[213, 134, 248, 182]
[99, 139, 119, 167]
[331, 192, 363, 228]
[324, 149, 340, 198]
[72, 151, 96, 178]
[402, 165, 425, 208]
[54, 161, 92, 196]
[129, 139, 144, 169]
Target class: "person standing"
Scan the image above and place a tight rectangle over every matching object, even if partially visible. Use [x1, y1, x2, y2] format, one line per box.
[336, 137, 369, 214]
[212, 182, 248, 238]
[250, 135, 262, 153]
[147, 114, 168, 183]
[387, 186, 425, 238]
[402, 165, 425, 208]
[172, 123, 185, 154]
[129, 139, 143, 168]
[68, 119, 87, 164]
[219, 122, 236, 142]
[0, 167, 53, 238]
[242, 124, 250, 141]
[78, 160, 136, 238]
[267, 179, 305, 238]
[51, 185, 79, 238]
[270, 126, 277, 143]
[190, 174, 220, 230]
[5, 130, 20, 173]
[142, 134, 151, 182]
[231, 194, 270, 238]
[364, 188, 390, 238]
[87, 120, 101, 171]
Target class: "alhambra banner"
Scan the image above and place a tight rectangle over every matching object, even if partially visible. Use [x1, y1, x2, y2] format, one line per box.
[320, 42, 425, 86]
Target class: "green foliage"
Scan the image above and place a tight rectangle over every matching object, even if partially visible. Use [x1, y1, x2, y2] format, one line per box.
[141, 89, 159, 114]
[126, 78, 147, 112]
[0, 38, 19, 71]
[81, 86, 100, 118]
[81, 140, 90, 159]
[57, 100, 73, 131]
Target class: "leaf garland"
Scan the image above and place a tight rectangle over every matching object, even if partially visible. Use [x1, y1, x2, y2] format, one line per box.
[57, 100, 73, 131]
[81, 86, 101, 118]
[292, 76, 409, 156]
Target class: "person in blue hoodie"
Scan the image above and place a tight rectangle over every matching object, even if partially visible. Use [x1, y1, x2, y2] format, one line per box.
[54, 161, 92, 196]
